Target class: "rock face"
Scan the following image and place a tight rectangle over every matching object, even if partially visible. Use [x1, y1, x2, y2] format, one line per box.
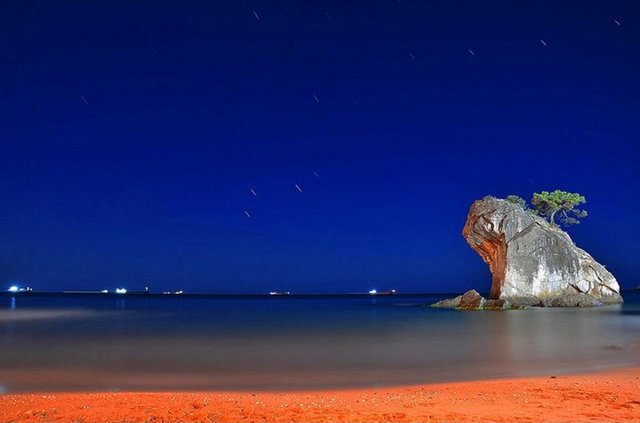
[462, 196, 622, 307]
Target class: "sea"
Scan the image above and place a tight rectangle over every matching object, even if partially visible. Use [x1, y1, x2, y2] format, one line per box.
[1, 292, 639, 393]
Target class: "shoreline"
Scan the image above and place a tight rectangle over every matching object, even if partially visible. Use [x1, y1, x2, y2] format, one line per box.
[1, 367, 639, 422]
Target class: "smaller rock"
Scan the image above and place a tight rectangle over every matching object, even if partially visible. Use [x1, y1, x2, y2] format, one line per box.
[431, 291, 523, 310]
[431, 290, 487, 310]
[431, 295, 462, 309]
[458, 289, 484, 309]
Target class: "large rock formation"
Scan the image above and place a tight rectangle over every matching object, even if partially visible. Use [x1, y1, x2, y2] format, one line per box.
[461, 196, 622, 307]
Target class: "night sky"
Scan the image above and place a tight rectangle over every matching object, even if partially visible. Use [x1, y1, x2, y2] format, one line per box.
[1, 1, 639, 294]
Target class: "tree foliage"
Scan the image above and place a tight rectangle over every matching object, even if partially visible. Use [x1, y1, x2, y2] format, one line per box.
[530, 190, 587, 227]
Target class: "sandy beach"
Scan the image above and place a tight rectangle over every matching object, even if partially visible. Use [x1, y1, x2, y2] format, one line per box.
[1, 367, 638, 423]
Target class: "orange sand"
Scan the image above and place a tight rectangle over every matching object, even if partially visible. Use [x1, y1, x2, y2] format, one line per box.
[1, 368, 639, 423]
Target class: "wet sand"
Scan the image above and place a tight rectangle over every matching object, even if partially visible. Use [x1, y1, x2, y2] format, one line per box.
[1, 367, 638, 423]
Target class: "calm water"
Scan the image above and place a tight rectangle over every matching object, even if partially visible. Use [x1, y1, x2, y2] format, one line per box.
[1, 292, 639, 393]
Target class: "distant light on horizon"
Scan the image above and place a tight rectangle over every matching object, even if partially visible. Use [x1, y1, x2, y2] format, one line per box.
[115, 288, 127, 294]
[8, 286, 19, 293]
[368, 289, 377, 295]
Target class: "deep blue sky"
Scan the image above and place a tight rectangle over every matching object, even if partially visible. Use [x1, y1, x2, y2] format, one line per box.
[1, 1, 639, 293]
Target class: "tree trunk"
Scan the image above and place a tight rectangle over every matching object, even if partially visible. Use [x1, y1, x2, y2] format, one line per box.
[550, 209, 558, 226]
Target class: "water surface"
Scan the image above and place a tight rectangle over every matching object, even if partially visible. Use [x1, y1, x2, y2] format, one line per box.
[1, 292, 639, 392]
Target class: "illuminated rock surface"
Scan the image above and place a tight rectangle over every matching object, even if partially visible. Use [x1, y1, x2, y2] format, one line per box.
[461, 196, 622, 307]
